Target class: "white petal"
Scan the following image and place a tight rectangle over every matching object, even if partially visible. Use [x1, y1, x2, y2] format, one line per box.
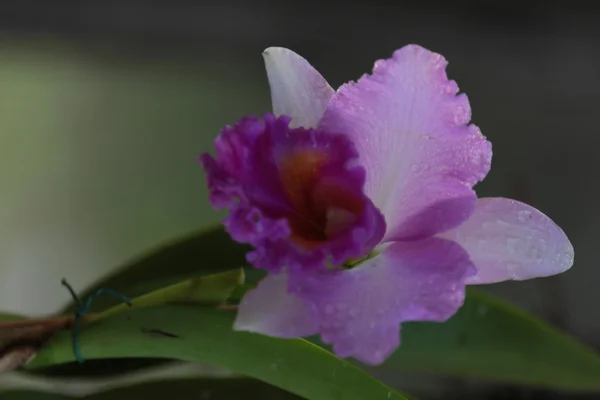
[263, 47, 335, 128]
[234, 272, 318, 337]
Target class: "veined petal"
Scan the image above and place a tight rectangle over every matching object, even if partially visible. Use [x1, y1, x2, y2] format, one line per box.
[440, 198, 574, 284]
[234, 272, 318, 337]
[319, 44, 492, 241]
[290, 238, 473, 365]
[264, 47, 335, 128]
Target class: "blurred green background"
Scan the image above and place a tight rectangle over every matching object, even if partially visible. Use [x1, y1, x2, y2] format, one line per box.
[0, 40, 267, 314]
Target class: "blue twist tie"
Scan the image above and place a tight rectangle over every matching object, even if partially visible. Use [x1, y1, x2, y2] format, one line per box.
[61, 279, 132, 364]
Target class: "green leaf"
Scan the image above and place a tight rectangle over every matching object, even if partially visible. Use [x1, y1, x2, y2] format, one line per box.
[0, 313, 25, 322]
[28, 306, 410, 400]
[27, 268, 243, 378]
[361, 288, 600, 391]
[90, 268, 244, 321]
[27, 358, 175, 379]
[0, 391, 70, 400]
[86, 378, 301, 399]
[0, 378, 302, 400]
[62, 227, 250, 314]
[50, 226, 600, 392]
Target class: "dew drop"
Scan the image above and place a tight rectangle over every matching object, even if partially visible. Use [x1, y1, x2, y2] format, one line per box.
[411, 164, 422, 174]
[517, 210, 532, 222]
[496, 219, 511, 228]
[374, 59, 386, 70]
[475, 238, 487, 250]
[535, 257, 544, 265]
[454, 106, 468, 125]
[506, 262, 520, 273]
[482, 221, 496, 230]
[530, 247, 539, 258]
[430, 52, 443, 63]
[374, 349, 384, 361]
[506, 238, 519, 254]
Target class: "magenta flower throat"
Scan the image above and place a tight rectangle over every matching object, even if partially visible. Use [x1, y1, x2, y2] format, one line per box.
[199, 45, 574, 365]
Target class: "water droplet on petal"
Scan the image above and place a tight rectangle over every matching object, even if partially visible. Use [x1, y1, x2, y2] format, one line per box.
[530, 247, 539, 258]
[496, 219, 511, 228]
[535, 257, 544, 265]
[411, 164, 422, 174]
[506, 238, 519, 254]
[475, 239, 487, 250]
[454, 106, 469, 125]
[374, 349, 384, 361]
[445, 82, 458, 94]
[517, 210, 532, 223]
[506, 262, 520, 273]
[482, 221, 496, 230]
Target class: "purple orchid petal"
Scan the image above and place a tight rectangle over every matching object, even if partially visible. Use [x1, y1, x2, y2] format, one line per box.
[263, 47, 335, 128]
[200, 113, 385, 273]
[440, 198, 574, 284]
[319, 44, 492, 241]
[290, 238, 473, 365]
[199, 45, 576, 368]
[234, 272, 318, 337]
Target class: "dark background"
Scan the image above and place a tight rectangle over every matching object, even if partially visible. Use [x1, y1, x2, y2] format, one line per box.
[0, 1, 598, 399]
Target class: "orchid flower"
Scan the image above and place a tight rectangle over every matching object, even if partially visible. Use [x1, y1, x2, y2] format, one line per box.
[199, 45, 574, 365]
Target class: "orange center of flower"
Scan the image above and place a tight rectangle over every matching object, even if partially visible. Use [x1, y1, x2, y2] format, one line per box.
[279, 150, 365, 249]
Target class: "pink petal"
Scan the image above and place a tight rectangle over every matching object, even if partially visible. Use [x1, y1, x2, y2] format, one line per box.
[290, 238, 473, 365]
[440, 198, 574, 284]
[263, 47, 335, 128]
[319, 45, 492, 241]
[234, 272, 318, 337]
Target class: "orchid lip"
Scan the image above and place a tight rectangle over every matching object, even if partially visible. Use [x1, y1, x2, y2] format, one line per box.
[200, 113, 386, 273]
[279, 150, 368, 249]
